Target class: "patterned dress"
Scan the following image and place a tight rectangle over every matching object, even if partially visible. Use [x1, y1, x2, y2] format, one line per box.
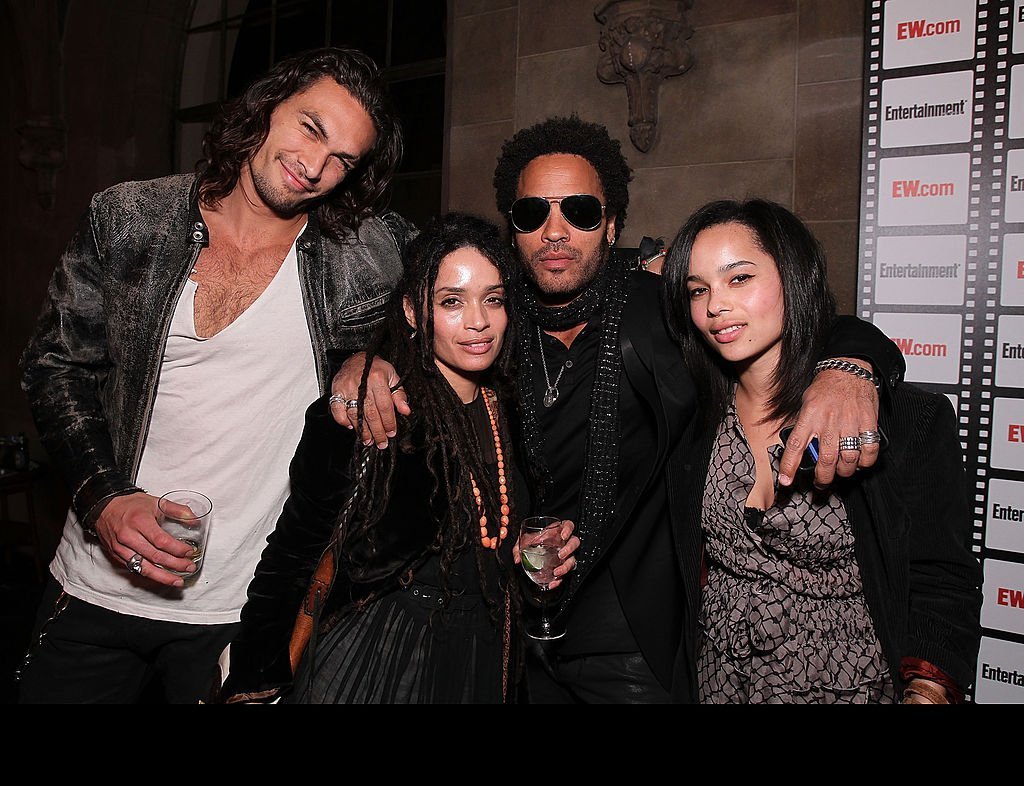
[697, 401, 897, 704]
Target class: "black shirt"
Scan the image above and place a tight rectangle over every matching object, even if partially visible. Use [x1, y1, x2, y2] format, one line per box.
[528, 318, 639, 654]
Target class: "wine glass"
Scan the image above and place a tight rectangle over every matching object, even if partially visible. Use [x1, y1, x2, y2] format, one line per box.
[517, 515, 569, 641]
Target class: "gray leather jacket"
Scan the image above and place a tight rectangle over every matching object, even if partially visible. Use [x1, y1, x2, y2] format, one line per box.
[21, 174, 413, 528]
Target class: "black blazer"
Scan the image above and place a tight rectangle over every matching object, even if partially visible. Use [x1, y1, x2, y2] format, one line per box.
[671, 382, 982, 701]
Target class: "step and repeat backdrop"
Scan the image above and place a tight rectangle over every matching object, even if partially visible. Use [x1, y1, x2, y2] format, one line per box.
[858, 0, 1024, 702]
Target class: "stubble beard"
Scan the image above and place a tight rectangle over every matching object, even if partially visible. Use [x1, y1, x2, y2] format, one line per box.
[521, 235, 610, 306]
[248, 155, 317, 217]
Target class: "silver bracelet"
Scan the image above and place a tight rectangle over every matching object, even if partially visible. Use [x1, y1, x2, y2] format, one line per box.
[813, 359, 880, 389]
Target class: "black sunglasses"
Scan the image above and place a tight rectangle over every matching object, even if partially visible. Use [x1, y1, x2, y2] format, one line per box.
[509, 194, 606, 234]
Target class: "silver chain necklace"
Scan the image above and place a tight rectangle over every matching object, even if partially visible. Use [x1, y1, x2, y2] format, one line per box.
[537, 326, 569, 407]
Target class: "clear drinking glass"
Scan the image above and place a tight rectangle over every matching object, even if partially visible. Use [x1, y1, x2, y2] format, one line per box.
[156, 490, 213, 578]
[517, 515, 570, 641]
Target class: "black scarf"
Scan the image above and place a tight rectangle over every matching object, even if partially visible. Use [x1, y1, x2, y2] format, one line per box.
[515, 255, 630, 579]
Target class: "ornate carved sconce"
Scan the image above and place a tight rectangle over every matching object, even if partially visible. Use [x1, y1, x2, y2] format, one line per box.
[595, 0, 695, 153]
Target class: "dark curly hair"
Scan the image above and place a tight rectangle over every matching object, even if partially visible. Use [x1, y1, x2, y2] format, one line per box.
[493, 114, 632, 237]
[196, 47, 402, 238]
[346, 212, 521, 623]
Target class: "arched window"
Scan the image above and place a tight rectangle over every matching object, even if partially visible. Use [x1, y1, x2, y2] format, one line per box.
[177, 0, 445, 227]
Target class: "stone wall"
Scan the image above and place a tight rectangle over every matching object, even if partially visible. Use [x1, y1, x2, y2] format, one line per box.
[445, 0, 866, 313]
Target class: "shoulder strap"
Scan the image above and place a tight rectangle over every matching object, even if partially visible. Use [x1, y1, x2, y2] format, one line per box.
[287, 447, 371, 674]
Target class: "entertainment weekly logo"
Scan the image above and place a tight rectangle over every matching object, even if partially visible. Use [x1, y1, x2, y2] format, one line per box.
[975, 637, 1024, 704]
[997, 316, 1024, 389]
[987, 479, 1024, 554]
[1006, 149, 1024, 223]
[882, 0, 976, 69]
[872, 312, 961, 384]
[875, 235, 966, 305]
[981, 559, 1024, 637]
[1002, 234, 1024, 307]
[878, 153, 969, 226]
[992, 397, 1024, 472]
[881, 70, 973, 148]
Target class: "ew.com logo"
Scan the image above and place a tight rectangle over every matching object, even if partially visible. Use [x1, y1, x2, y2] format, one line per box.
[883, 0, 976, 69]
[992, 398, 1024, 472]
[896, 17, 961, 40]
[982, 560, 1024, 636]
[998, 587, 1024, 608]
[879, 153, 969, 226]
[891, 337, 948, 357]
[872, 312, 961, 385]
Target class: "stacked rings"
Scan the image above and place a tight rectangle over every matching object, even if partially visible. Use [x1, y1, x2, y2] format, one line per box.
[838, 436, 862, 452]
[858, 430, 882, 445]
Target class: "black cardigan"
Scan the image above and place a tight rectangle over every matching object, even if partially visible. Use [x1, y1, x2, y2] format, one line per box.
[671, 382, 983, 700]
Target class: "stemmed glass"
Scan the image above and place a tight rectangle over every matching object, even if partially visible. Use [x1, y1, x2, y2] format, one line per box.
[517, 516, 570, 640]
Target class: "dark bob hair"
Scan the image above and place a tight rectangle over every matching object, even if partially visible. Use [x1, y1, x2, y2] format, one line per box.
[493, 114, 632, 238]
[196, 47, 402, 238]
[662, 199, 837, 428]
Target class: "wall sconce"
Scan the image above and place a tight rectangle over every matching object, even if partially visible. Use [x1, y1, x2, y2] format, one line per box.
[596, 0, 695, 153]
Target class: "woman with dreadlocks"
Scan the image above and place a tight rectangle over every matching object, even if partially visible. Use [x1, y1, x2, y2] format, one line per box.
[219, 212, 578, 703]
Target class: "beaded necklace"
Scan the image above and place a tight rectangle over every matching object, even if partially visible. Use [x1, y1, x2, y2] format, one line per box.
[469, 388, 510, 550]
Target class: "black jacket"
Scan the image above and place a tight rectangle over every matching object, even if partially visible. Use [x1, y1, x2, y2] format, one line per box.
[671, 382, 982, 700]
[564, 271, 907, 696]
[222, 394, 448, 698]
[20, 175, 413, 527]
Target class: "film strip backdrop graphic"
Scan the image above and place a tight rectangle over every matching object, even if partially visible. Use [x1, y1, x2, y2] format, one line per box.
[858, 0, 1024, 703]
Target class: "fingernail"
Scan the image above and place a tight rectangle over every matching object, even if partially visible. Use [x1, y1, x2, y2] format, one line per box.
[386, 430, 396, 438]
[376, 441, 388, 450]
[186, 565, 197, 573]
[363, 439, 373, 446]
[778, 473, 791, 486]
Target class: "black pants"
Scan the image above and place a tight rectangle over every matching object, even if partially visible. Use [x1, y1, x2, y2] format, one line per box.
[18, 577, 239, 704]
[526, 643, 672, 704]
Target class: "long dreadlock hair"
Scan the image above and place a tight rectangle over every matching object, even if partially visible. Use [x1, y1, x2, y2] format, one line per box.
[342, 212, 521, 621]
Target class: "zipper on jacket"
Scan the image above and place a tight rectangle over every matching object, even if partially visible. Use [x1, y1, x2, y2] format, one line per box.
[296, 240, 327, 393]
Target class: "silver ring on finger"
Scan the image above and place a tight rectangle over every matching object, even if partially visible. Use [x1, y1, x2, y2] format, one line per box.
[328, 393, 346, 407]
[858, 429, 882, 445]
[127, 553, 144, 575]
[839, 435, 862, 452]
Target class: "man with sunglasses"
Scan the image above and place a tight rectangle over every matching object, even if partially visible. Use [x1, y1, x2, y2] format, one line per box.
[334, 115, 905, 703]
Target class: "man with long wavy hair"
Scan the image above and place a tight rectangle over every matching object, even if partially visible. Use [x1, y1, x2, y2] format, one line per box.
[19, 47, 414, 703]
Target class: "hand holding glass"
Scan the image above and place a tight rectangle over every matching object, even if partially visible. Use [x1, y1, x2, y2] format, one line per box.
[156, 490, 212, 578]
[517, 516, 573, 641]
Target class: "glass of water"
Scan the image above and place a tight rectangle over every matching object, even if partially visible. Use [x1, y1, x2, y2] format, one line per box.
[156, 490, 213, 578]
[517, 516, 570, 641]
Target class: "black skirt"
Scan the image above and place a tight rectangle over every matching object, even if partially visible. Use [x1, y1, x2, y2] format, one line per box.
[287, 573, 508, 704]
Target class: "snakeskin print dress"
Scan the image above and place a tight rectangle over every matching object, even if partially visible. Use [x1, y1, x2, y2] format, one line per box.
[697, 401, 897, 704]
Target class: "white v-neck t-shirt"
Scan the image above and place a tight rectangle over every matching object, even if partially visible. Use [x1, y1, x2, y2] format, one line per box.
[52, 236, 319, 624]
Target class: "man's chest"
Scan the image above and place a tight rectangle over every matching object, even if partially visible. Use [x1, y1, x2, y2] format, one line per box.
[190, 241, 295, 337]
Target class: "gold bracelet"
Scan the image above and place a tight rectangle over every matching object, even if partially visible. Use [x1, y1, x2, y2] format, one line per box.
[901, 680, 950, 704]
